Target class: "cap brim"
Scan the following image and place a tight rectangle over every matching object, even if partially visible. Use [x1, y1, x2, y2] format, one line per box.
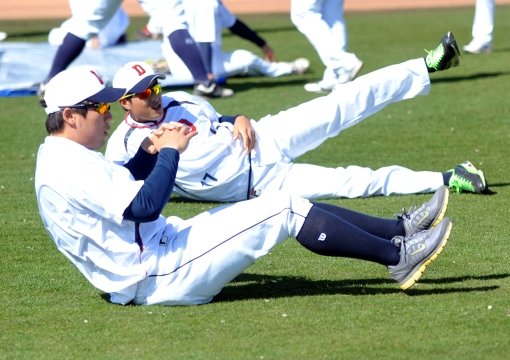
[87, 86, 126, 103]
[128, 74, 166, 94]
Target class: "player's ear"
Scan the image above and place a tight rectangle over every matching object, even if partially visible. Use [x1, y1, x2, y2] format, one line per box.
[118, 98, 131, 111]
[61, 108, 79, 128]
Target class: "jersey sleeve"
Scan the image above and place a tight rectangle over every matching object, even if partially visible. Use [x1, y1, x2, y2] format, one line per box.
[71, 154, 143, 225]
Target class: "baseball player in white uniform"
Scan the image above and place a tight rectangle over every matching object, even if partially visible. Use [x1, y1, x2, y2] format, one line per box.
[105, 32, 488, 203]
[48, 6, 129, 49]
[35, 65, 453, 305]
[146, 0, 310, 82]
[40, 0, 231, 98]
[464, 0, 496, 54]
[290, 0, 363, 92]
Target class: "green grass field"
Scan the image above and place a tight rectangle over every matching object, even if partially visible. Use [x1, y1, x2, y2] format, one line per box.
[1, 7, 509, 359]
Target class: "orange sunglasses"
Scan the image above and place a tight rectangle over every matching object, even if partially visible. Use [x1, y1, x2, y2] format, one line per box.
[64, 102, 111, 115]
[121, 83, 162, 100]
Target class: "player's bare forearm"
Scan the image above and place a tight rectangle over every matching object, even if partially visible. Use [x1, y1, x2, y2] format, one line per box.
[233, 115, 256, 153]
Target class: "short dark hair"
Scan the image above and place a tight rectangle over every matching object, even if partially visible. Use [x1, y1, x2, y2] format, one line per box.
[44, 108, 88, 134]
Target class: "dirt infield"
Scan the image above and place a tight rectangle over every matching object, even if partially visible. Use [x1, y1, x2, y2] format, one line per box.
[2, 0, 510, 20]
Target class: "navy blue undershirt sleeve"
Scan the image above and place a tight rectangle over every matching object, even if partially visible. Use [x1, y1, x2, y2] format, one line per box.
[123, 148, 180, 222]
[218, 115, 239, 125]
[228, 19, 266, 48]
[123, 146, 158, 181]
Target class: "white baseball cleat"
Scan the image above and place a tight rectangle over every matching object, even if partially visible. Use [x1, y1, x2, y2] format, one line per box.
[0, 32, 7, 41]
[304, 80, 334, 93]
[337, 57, 363, 84]
[305, 57, 363, 93]
[463, 40, 492, 54]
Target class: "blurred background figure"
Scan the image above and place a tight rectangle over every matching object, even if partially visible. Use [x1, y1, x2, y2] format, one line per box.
[137, 0, 164, 39]
[48, 6, 129, 49]
[38, 0, 123, 98]
[40, 0, 231, 99]
[464, 0, 495, 54]
[160, 0, 310, 82]
[290, 0, 363, 93]
[139, 0, 233, 97]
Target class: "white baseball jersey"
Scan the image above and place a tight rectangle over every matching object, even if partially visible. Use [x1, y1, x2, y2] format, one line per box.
[35, 136, 161, 301]
[106, 59, 445, 202]
[106, 91, 254, 201]
[36, 135, 313, 305]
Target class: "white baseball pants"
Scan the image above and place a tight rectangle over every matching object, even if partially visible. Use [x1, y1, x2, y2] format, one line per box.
[470, 0, 495, 46]
[290, 0, 358, 83]
[132, 193, 313, 305]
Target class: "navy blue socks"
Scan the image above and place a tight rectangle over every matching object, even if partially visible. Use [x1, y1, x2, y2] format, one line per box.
[296, 204, 402, 266]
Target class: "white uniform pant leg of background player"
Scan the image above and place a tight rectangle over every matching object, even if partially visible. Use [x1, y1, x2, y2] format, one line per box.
[66, 0, 122, 39]
[290, 0, 356, 82]
[134, 193, 313, 306]
[471, 0, 495, 46]
[217, 50, 296, 78]
[252, 58, 438, 198]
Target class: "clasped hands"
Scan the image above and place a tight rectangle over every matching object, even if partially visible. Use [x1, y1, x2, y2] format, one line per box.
[142, 122, 197, 154]
[142, 116, 257, 155]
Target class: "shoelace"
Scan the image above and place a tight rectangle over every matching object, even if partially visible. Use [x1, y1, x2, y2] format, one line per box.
[394, 205, 418, 220]
[425, 45, 444, 69]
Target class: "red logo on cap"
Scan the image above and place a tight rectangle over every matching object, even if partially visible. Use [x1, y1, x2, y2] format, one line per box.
[89, 70, 104, 84]
[132, 64, 146, 77]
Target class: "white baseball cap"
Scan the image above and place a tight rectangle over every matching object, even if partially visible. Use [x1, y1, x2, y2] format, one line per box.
[113, 61, 166, 97]
[43, 66, 126, 114]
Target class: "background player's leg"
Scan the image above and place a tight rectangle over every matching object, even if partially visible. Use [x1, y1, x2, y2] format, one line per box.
[45, 33, 86, 80]
[168, 29, 210, 85]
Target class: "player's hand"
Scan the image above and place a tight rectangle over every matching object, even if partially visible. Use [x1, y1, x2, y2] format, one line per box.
[233, 115, 256, 153]
[142, 122, 184, 153]
[261, 44, 275, 62]
[148, 123, 197, 154]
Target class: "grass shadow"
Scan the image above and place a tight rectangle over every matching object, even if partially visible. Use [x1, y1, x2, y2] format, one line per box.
[98, 272, 505, 305]
[211, 272, 505, 303]
[431, 71, 510, 84]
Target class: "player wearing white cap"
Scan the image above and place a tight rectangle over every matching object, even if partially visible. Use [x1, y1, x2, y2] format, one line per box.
[105, 32, 488, 203]
[39, 0, 231, 98]
[35, 65, 453, 305]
